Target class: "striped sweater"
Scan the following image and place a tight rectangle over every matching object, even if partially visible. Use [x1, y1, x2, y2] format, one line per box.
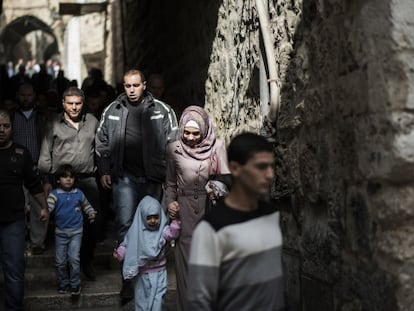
[47, 188, 96, 231]
[187, 200, 284, 311]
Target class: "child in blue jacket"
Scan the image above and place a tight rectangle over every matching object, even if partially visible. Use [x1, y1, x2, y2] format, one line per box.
[47, 164, 97, 296]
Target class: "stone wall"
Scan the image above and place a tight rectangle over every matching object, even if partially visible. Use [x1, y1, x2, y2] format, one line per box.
[197, 0, 413, 310]
[121, 0, 414, 309]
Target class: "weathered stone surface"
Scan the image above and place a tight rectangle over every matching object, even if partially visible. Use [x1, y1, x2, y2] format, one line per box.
[2, 0, 414, 310]
[201, 0, 413, 310]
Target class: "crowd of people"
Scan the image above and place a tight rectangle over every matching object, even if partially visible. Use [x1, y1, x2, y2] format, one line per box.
[0, 58, 285, 311]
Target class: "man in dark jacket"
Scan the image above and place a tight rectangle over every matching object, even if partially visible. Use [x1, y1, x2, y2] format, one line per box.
[95, 69, 177, 303]
[0, 108, 49, 310]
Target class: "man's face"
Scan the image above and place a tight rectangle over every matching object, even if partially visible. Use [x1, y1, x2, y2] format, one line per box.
[124, 74, 146, 103]
[16, 85, 36, 111]
[0, 114, 12, 147]
[230, 151, 275, 196]
[62, 95, 83, 122]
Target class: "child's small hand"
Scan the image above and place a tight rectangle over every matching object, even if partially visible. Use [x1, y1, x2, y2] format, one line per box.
[88, 212, 96, 223]
[113, 245, 126, 262]
[113, 249, 123, 261]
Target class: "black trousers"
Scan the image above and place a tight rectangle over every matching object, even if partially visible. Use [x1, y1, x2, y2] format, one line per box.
[76, 176, 101, 266]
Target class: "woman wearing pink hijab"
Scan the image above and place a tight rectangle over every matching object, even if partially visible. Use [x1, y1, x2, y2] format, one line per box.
[165, 105, 230, 310]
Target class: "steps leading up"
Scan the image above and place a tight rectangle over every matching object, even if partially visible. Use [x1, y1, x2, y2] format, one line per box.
[0, 222, 177, 310]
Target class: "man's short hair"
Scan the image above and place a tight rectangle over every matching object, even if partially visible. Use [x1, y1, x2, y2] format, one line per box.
[0, 108, 13, 123]
[227, 132, 273, 165]
[124, 69, 146, 82]
[17, 82, 35, 93]
[62, 87, 85, 102]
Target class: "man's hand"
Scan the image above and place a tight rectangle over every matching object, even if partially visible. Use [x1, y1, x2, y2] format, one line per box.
[100, 174, 112, 190]
[43, 182, 53, 196]
[39, 208, 49, 222]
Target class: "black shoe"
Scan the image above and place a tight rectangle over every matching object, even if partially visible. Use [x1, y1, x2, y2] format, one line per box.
[70, 285, 81, 296]
[120, 280, 134, 305]
[82, 263, 96, 281]
[32, 246, 45, 255]
[58, 285, 69, 294]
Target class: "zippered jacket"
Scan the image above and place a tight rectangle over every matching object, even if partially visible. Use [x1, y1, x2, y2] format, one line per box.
[95, 92, 178, 183]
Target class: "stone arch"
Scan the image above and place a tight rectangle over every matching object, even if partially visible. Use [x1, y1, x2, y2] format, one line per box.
[0, 15, 59, 62]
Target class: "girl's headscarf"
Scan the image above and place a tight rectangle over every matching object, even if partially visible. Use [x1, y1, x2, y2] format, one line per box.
[122, 196, 168, 280]
[179, 105, 216, 161]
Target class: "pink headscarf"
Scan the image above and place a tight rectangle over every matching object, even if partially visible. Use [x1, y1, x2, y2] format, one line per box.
[179, 105, 216, 162]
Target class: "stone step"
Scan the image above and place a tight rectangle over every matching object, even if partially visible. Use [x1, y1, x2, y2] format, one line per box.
[0, 228, 178, 310]
[22, 268, 177, 310]
[1, 263, 177, 310]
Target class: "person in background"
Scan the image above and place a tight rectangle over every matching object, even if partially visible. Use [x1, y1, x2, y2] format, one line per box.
[31, 63, 53, 100]
[0, 108, 49, 310]
[38, 87, 101, 281]
[165, 105, 230, 311]
[14, 58, 24, 75]
[95, 68, 178, 304]
[147, 73, 166, 101]
[10, 64, 30, 99]
[51, 70, 71, 102]
[0, 64, 12, 106]
[7, 61, 15, 78]
[187, 132, 285, 310]
[113, 195, 181, 311]
[13, 82, 49, 255]
[47, 164, 97, 296]
[25, 60, 36, 78]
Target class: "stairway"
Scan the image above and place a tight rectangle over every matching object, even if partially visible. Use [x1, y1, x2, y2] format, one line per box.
[0, 222, 177, 310]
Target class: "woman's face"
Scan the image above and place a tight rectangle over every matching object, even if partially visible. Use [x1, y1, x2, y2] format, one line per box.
[182, 126, 202, 147]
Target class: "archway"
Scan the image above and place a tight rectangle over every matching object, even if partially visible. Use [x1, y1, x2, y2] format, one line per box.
[0, 15, 59, 63]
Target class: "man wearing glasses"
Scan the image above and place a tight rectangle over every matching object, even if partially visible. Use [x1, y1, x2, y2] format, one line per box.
[95, 69, 178, 304]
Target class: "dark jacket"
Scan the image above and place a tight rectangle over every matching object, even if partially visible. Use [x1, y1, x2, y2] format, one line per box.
[95, 92, 178, 183]
[0, 143, 43, 223]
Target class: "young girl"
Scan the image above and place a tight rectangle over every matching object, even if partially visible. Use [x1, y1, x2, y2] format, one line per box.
[113, 195, 181, 311]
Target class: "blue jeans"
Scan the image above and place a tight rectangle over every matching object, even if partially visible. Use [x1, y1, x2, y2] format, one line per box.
[55, 229, 82, 288]
[0, 219, 26, 310]
[112, 173, 148, 243]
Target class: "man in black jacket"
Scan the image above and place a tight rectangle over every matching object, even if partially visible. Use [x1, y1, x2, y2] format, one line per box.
[0, 108, 49, 310]
[95, 69, 177, 303]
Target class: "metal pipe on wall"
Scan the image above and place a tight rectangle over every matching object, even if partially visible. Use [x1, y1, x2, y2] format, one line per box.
[256, 0, 280, 123]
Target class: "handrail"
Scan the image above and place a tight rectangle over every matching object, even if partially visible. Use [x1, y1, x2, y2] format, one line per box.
[255, 0, 280, 122]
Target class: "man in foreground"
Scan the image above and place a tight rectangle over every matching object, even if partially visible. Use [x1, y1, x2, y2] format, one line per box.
[0, 108, 49, 310]
[187, 132, 285, 310]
